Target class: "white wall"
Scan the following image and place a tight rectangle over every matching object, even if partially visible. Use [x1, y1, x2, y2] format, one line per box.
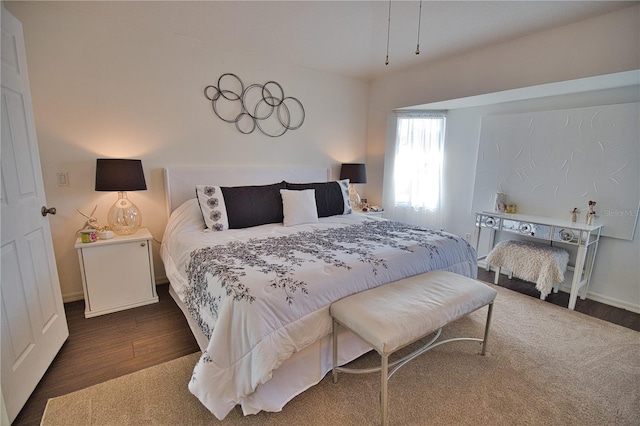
[367, 6, 640, 311]
[5, 2, 369, 301]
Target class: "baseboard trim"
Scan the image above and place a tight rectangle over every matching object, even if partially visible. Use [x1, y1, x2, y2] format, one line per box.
[63, 275, 169, 303]
[155, 274, 169, 285]
[62, 291, 85, 304]
[562, 286, 640, 314]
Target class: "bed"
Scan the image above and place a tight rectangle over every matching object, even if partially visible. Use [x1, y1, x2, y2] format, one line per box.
[160, 166, 478, 420]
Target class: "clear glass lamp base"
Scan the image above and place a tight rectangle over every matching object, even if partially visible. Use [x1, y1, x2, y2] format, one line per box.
[349, 184, 361, 210]
[107, 191, 142, 235]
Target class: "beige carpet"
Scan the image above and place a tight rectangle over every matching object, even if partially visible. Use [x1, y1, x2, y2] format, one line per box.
[41, 285, 640, 425]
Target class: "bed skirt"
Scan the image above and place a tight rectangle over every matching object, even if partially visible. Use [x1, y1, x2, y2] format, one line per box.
[168, 285, 372, 415]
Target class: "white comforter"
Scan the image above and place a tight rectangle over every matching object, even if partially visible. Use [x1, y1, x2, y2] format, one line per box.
[161, 199, 477, 420]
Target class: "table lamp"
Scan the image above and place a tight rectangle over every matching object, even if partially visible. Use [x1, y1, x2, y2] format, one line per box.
[95, 158, 147, 235]
[339, 163, 367, 209]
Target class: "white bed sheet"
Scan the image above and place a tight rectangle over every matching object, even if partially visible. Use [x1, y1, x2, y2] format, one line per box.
[161, 199, 477, 419]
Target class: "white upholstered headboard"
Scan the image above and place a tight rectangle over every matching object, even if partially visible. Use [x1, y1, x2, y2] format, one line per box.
[164, 166, 331, 217]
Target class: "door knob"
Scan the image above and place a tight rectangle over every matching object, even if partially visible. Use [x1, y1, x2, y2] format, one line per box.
[41, 206, 57, 216]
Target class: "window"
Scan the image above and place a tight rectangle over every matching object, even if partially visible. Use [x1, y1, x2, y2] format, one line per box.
[384, 112, 446, 229]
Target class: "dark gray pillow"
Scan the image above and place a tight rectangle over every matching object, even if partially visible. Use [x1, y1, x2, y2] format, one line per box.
[221, 181, 286, 229]
[285, 180, 351, 217]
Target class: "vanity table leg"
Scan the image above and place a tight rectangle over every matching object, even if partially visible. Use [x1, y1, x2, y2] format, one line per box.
[474, 224, 496, 271]
[580, 242, 600, 300]
[569, 245, 587, 310]
[488, 228, 496, 255]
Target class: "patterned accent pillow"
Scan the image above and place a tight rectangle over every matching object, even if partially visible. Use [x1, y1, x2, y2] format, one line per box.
[337, 179, 353, 214]
[285, 179, 352, 217]
[195, 185, 229, 231]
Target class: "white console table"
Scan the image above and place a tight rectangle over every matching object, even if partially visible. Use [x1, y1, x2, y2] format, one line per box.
[474, 212, 603, 310]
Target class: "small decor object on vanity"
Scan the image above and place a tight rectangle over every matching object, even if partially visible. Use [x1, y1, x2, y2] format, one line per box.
[494, 192, 507, 213]
[570, 207, 579, 222]
[585, 201, 596, 225]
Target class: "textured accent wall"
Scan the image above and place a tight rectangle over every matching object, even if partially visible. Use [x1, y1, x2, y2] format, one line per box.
[472, 103, 639, 240]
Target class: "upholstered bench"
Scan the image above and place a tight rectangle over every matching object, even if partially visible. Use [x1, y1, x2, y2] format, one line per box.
[486, 240, 569, 300]
[330, 271, 497, 426]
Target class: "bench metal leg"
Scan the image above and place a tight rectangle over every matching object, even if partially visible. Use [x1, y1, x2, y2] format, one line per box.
[481, 302, 494, 356]
[381, 354, 389, 426]
[332, 318, 339, 383]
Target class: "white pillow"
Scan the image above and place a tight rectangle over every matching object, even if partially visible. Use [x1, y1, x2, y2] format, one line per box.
[280, 189, 319, 227]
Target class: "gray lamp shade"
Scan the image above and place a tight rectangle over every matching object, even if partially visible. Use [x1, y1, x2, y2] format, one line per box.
[95, 159, 147, 191]
[339, 163, 367, 184]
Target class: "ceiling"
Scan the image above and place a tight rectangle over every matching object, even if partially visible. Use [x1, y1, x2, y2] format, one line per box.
[36, 0, 638, 81]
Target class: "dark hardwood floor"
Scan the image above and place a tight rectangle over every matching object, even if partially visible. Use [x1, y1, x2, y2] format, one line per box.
[13, 275, 640, 425]
[477, 268, 640, 331]
[13, 284, 200, 426]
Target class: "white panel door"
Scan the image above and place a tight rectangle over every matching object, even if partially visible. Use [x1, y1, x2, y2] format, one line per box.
[1, 8, 69, 422]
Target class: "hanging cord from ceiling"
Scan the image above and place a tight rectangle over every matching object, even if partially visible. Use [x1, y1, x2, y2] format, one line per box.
[415, 0, 422, 55]
[386, 0, 424, 65]
[385, 0, 392, 65]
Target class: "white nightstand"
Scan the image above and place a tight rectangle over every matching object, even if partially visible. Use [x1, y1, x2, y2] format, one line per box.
[75, 228, 158, 318]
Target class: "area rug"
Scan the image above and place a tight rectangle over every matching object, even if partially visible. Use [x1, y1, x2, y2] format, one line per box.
[41, 285, 640, 425]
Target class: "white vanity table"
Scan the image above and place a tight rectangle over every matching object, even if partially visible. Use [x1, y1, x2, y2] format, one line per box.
[474, 212, 603, 310]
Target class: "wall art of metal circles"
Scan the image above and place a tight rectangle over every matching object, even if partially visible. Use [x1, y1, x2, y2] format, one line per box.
[204, 73, 305, 137]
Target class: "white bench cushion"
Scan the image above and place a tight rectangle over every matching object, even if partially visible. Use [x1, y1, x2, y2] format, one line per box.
[330, 271, 497, 355]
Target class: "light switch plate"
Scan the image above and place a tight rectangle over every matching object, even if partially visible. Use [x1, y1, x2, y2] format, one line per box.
[57, 172, 69, 186]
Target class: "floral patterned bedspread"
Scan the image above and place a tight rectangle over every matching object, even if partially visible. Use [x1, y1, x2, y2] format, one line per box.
[161, 200, 477, 420]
